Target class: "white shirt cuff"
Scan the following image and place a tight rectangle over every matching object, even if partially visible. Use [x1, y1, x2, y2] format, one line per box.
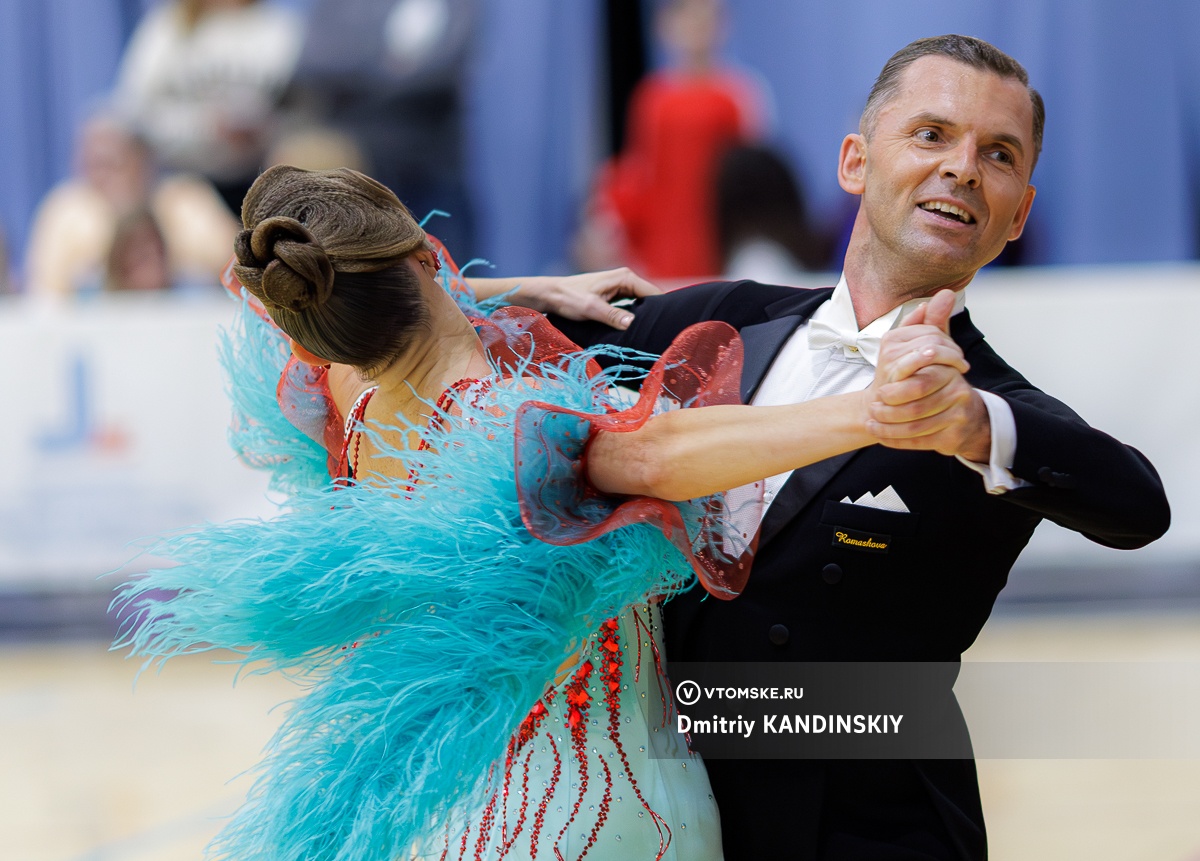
[955, 389, 1030, 494]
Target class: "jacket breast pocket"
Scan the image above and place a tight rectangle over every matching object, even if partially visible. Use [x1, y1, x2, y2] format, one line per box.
[819, 500, 920, 555]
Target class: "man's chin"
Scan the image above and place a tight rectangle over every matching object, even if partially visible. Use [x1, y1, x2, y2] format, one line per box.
[902, 234, 994, 274]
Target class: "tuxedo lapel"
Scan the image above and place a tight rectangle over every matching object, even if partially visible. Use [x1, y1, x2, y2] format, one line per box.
[739, 316, 804, 402]
[738, 287, 832, 402]
[758, 450, 862, 546]
[740, 287, 845, 548]
[949, 309, 986, 357]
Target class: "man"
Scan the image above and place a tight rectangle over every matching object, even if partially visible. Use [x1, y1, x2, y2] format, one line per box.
[549, 35, 1170, 860]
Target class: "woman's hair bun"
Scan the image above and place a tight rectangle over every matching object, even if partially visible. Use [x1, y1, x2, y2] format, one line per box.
[233, 216, 335, 312]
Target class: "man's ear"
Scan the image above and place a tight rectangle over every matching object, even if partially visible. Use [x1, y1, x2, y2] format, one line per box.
[1007, 184, 1037, 241]
[838, 133, 867, 195]
[290, 339, 331, 368]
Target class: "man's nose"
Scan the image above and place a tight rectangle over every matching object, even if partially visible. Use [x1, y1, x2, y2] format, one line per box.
[940, 143, 981, 188]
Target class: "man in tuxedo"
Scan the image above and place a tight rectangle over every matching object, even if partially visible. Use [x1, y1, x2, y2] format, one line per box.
[549, 34, 1170, 861]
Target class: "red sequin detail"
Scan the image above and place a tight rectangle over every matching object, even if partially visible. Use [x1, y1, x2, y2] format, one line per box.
[443, 613, 673, 859]
[528, 732, 561, 858]
[633, 609, 671, 731]
[334, 388, 376, 482]
[603, 614, 671, 859]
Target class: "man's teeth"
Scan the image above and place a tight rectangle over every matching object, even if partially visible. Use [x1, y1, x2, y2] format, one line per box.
[920, 201, 973, 223]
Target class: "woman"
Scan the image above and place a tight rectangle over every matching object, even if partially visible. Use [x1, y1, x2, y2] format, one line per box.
[116, 166, 959, 861]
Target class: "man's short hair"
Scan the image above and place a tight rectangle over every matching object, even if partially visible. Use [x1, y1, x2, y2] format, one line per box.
[861, 34, 1045, 169]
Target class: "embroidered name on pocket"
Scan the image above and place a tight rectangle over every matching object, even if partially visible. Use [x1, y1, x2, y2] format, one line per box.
[832, 529, 891, 553]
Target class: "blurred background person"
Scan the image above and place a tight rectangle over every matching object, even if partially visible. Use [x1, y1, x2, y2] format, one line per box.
[577, 0, 770, 282]
[99, 207, 219, 294]
[23, 113, 239, 300]
[103, 209, 169, 293]
[278, 0, 477, 255]
[111, 0, 303, 215]
[263, 125, 370, 174]
[714, 143, 834, 284]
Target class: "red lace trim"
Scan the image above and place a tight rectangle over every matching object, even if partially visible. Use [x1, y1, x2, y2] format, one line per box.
[515, 320, 760, 601]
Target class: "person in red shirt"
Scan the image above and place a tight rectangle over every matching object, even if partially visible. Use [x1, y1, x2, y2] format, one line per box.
[583, 0, 767, 281]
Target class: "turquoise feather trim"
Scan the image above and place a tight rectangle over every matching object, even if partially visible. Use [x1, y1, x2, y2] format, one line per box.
[219, 297, 330, 495]
[113, 309, 699, 861]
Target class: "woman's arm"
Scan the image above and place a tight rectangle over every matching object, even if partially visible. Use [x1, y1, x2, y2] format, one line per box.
[466, 268, 660, 330]
[588, 293, 971, 501]
[587, 392, 874, 501]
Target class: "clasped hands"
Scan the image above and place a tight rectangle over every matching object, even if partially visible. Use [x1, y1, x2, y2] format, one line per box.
[861, 289, 992, 463]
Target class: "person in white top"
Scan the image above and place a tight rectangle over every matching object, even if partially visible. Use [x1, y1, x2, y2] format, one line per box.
[112, 0, 303, 210]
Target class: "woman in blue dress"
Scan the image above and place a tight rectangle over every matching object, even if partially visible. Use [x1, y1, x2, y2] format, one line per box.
[115, 165, 960, 861]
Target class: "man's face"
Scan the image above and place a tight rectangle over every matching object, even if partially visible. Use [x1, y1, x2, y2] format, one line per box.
[840, 56, 1037, 284]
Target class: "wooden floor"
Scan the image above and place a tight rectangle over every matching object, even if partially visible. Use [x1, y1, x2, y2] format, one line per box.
[968, 611, 1200, 861]
[3, 610, 1199, 860]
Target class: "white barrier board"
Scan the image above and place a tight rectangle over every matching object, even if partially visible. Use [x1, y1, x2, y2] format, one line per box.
[0, 294, 275, 587]
[967, 264, 1198, 570]
[0, 265, 1194, 589]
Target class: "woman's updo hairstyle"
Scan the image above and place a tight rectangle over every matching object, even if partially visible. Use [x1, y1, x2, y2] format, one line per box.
[233, 165, 430, 374]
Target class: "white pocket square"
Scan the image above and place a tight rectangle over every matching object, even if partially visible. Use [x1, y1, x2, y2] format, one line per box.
[841, 485, 910, 513]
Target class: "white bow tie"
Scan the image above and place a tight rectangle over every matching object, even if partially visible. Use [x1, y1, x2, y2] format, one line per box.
[806, 317, 884, 366]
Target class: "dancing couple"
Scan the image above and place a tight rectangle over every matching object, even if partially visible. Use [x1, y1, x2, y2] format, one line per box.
[118, 34, 1167, 861]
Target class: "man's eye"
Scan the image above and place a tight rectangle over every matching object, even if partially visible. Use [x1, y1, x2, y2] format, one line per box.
[916, 129, 940, 142]
[988, 149, 1014, 164]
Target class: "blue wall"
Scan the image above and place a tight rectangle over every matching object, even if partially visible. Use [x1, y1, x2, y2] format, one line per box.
[0, 0, 137, 273]
[720, 0, 1199, 266]
[2, 0, 1198, 281]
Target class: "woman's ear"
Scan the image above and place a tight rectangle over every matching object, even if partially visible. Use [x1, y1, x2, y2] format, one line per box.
[290, 339, 331, 368]
[410, 248, 442, 276]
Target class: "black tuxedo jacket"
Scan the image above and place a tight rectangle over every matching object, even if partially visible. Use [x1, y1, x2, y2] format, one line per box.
[553, 281, 1169, 860]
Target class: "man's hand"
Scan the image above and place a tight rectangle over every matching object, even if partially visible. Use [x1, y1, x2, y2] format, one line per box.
[864, 289, 992, 462]
[467, 268, 661, 330]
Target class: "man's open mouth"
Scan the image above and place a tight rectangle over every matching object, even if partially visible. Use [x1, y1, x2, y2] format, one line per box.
[919, 201, 974, 224]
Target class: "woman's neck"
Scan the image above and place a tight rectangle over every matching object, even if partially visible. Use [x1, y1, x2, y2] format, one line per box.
[368, 289, 490, 427]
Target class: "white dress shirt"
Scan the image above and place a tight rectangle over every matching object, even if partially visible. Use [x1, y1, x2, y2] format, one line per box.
[750, 275, 1026, 510]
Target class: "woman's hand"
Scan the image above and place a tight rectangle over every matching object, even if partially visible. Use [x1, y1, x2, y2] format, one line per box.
[466, 268, 661, 330]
